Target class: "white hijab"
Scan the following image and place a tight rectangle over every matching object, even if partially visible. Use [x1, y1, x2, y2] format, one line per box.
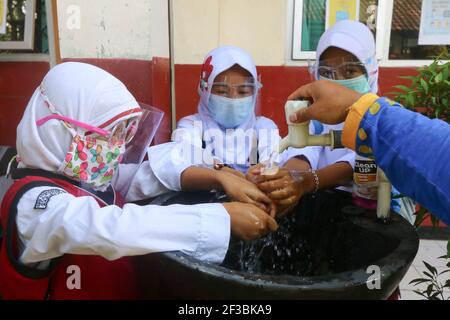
[316, 20, 379, 93]
[197, 45, 260, 168]
[17, 62, 141, 172]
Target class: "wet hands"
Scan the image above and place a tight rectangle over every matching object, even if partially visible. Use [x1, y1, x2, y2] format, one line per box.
[220, 166, 246, 179]
[223, 202, 278, 241]
[217, 170, 276, 217]
[248, 165, 314, 218]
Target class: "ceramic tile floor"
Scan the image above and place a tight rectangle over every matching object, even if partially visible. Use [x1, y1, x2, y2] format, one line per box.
[399, 239, 449, 300]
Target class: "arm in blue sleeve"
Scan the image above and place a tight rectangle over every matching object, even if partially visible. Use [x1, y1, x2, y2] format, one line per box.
[355, 98, 450, 225]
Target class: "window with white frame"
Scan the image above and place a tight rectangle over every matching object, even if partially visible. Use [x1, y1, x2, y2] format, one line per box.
[389, 0, 449, 60]
[0, 0, 48, 52]
[292, 0, 449, 62]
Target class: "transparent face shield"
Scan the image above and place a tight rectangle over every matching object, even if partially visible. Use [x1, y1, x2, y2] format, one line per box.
[114, 103, 164, 198]
[209, 75, 263, 114]
[308, 57, 367, 81]
[210, 76, 260, 98]
[60, 104, 163, 198]
[35, 87, 164, 198]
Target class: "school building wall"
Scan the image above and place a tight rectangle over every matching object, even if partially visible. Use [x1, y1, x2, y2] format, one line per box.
[0, 0, 171, 146]
[172, 0, 417, 135]
[1, 0, 418, 143]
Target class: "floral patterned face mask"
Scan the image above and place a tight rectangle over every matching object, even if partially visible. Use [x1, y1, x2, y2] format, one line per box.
[58, 134, 125, 191]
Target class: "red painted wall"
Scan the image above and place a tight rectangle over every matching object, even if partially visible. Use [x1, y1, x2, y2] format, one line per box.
[0, 62, 51, 146]
[175, 65, 419, 136]
[378, 67, 420, 99]
[150, 57, 172, 145]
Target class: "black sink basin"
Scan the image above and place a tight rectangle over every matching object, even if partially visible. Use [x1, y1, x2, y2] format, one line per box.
[138, 190, 419, 300]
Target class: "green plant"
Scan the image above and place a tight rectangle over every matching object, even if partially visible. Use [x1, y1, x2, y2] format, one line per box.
[392, 50, 450, 123]
[392, 50, 450, 299]
[409, 241, 450, 300]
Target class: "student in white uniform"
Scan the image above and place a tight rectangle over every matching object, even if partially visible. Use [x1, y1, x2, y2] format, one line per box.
[0, 62, 277, 300]
[249, 20, 379, 217]
[170, 45, 281, 216]
[173, 46, 280, 175]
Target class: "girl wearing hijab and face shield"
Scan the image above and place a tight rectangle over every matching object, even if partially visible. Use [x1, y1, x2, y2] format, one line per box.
[0, 62, 278, 300]
[175, 46, 280, 173]
[170, 45, 281, 217]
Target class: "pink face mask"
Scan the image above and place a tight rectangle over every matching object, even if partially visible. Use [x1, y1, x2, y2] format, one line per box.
[36, 85, 141, 190]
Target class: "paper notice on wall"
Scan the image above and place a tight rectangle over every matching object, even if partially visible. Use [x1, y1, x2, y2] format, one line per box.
[326, 0, 360, 29]
[419, 0, 450, 45]
[0, 0, 7, 34]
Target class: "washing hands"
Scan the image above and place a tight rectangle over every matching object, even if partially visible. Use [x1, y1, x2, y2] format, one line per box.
[216, 170, 277, 218]
[215, 169, 279, 240]
[246, 156, 314, 219]
[223, 202, 278, 241]
[180, 166, 279, 240]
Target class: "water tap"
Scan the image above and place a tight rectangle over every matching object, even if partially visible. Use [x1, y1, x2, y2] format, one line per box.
[278, 100, 391, 222]
[278, 100, 343, 153]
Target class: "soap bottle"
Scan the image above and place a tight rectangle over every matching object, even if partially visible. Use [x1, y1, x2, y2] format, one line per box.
[352, 155, 378, 210]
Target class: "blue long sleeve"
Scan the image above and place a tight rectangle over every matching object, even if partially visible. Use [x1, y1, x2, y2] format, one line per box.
[355, 98, 450, 225]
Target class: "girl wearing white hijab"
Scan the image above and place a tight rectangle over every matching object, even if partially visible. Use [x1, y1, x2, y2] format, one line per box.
[169, 46, 280, 217]
[0, 62, 276, 300]
[285, 20, 378, 182]
[173, 46, 280, 174]
[249, 20, 378, 217]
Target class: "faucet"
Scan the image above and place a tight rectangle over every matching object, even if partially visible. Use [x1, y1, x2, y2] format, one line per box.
[278, 101, 344, 153]
[278, 100, 391, 222]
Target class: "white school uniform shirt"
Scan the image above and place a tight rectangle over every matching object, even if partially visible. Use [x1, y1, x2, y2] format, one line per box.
[16, 142, 230, 267]
[283, 122, 355, 192]
[15, 61, 231, 269]
[173, 114, 280, 173]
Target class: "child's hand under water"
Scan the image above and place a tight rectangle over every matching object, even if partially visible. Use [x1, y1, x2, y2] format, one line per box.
[223, 202, 278, 241]
[217, 171, 277, 218]
[247, 166, 314, 219]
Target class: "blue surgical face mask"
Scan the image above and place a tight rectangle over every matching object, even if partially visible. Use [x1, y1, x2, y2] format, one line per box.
[320, 74, 371, 94]
[208, 94, 254, 129]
